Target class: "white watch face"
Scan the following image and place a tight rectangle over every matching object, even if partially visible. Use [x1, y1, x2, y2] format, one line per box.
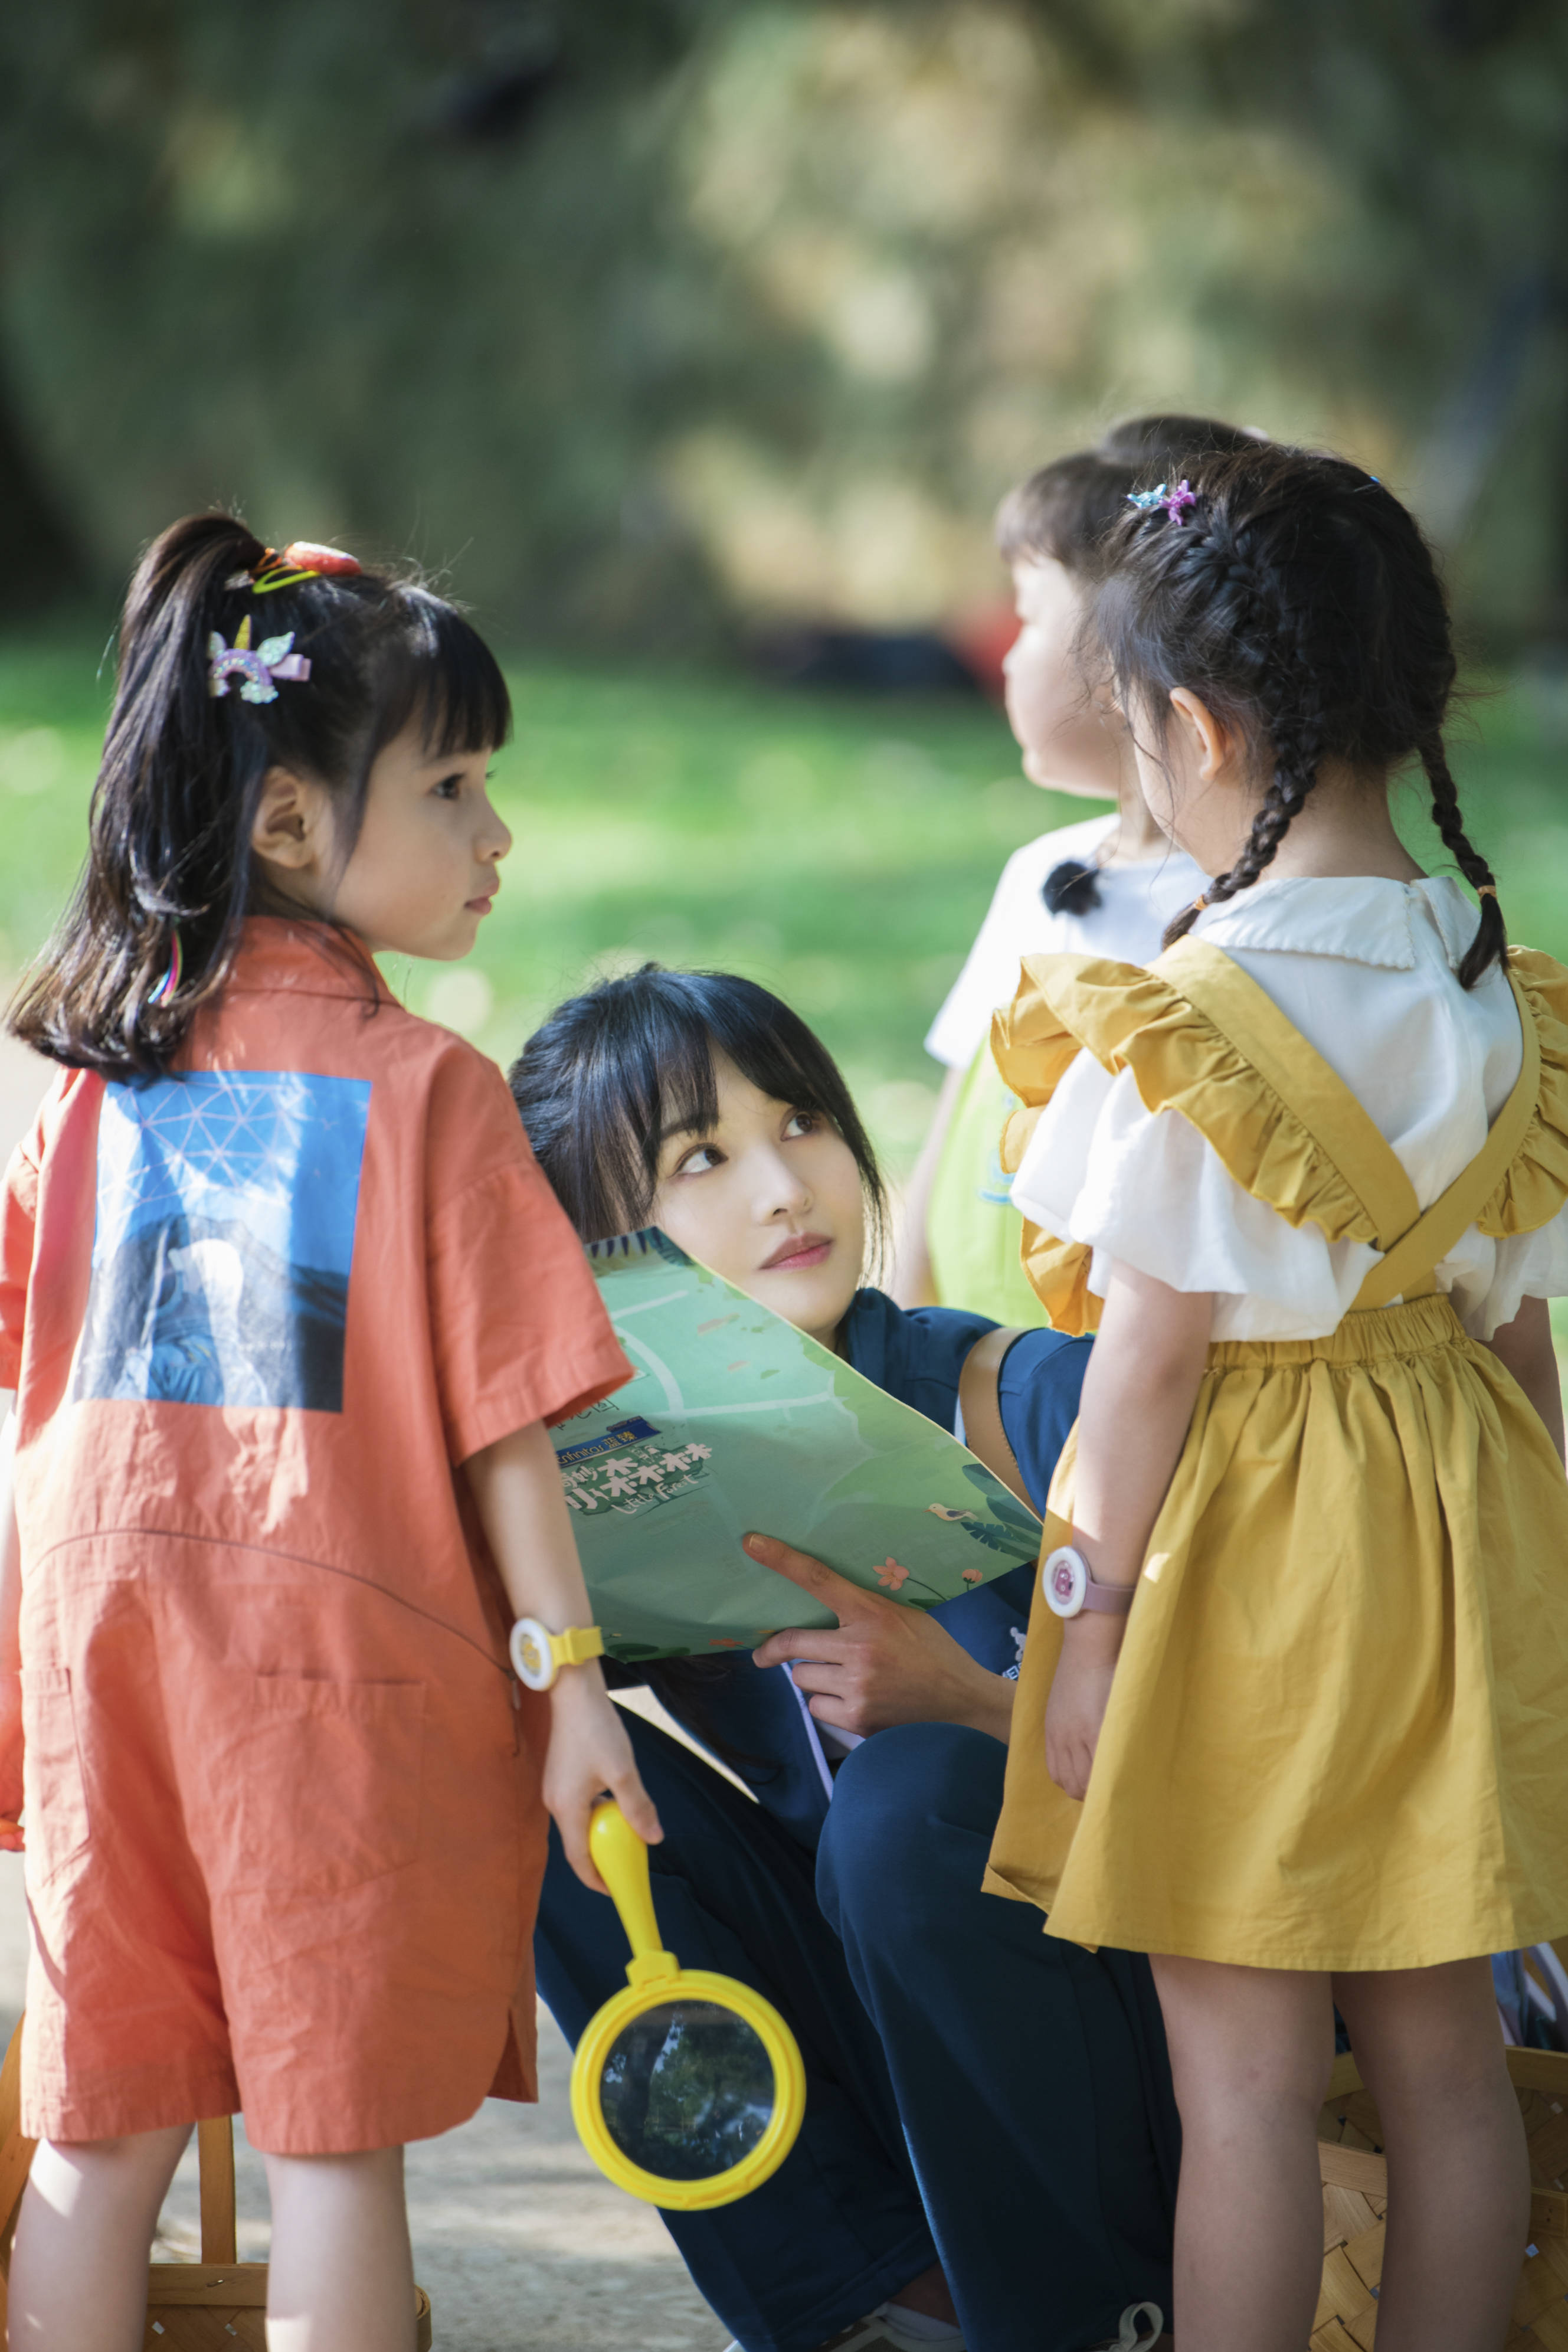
[510, 1617, 555, 1690]
[1043, 1546, 1088, 1619]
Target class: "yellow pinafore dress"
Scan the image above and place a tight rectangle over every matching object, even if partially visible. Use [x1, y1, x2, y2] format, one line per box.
[984, 937, 1568, 1971]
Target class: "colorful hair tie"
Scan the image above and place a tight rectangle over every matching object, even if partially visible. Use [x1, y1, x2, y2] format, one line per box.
[208, 614, 312, 703]
[1126, 480, 1197, 525]
[224, 541, 362, 596]
[1476, 882, 1498, 899]
[150, 929, 184, 1005]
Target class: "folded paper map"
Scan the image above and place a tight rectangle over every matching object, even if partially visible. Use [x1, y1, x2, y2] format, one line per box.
[555, 1229, 1042, 1661]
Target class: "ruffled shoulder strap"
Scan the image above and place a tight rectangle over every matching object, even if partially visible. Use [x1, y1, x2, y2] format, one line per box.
[1476, 946, 1568, 1235]
[993, 940, 1402, 1252]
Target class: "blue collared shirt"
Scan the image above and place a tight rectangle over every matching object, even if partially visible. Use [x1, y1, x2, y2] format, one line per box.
[628, 1290, 1089, 1847]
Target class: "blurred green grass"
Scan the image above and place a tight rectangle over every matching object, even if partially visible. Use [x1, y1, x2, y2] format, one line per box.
[2, 629, 1567, 1190]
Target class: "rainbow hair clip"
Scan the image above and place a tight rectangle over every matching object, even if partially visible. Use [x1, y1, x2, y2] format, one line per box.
[1127, 480, 1198, 525]
[207, 614, 311, 704]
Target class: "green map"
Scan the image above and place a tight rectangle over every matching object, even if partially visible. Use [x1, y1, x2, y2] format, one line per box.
[557, 1229, 1042, 1661]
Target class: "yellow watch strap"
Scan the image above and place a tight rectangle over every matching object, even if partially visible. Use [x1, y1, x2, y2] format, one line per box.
[551, 1625, 605, 1671]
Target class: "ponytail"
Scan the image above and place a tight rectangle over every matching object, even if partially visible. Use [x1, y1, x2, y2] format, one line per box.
[8, 512, 510, 1079]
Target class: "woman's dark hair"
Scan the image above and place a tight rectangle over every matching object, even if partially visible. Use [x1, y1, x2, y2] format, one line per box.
[509, 963, 888, 1261]
[1093, 443, 1503, 989]
[999, 414, 1265, 918]
[511, 962, 887, 1765]
[8, 511, 512, 1078]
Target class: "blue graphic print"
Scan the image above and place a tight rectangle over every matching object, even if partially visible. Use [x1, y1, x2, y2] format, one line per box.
[73, 1071, 371, 1412]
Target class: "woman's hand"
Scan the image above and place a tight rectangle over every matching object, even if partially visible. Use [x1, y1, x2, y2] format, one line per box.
[745, 1532, 1015, 1743]
[1043, 1618, 1121, 1801]
[541, 1664, 663, 1894]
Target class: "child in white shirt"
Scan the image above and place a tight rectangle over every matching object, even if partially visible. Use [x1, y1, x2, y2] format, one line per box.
[900, 417, 1261, 1321]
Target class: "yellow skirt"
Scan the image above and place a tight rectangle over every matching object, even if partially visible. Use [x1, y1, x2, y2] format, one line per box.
[985, 1293, 1568, 1971]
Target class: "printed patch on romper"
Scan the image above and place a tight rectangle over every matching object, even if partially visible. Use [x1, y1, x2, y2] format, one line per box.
[73, 1071, 371, 1412]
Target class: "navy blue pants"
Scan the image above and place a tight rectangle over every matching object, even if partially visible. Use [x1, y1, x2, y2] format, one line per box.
[533, 1713, 1177, 2352]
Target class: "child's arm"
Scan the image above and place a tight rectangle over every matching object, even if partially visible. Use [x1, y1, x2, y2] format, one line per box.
[0, 1411, 22, 1849]
[463, 1420, 662, 1892]
[1046, 1262, 1212, 1801]
[1482, 1294, 1565, 1464]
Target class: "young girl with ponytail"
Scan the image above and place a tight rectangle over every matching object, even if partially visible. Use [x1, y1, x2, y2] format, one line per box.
[983, 446, 1568, 2351]
[0, 516, 657, 2351]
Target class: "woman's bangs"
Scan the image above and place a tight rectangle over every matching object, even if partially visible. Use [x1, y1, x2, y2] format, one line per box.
[646, 1016, 723, 1153]
[721, 1022, 842, 1127]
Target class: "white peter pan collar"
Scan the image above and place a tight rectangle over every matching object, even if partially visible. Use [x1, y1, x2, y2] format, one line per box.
[1191, 874, 1480, 973]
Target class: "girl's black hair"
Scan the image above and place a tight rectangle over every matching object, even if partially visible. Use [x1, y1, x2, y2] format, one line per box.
[8, 511, 512, 1079]
[508, 963, 888, 1261]
[996, 413, 1266, 580]
[1093, 443, 1503, 989]
[998, 414, 1265, 918]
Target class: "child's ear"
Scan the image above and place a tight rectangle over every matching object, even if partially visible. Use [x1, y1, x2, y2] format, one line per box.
[250, 766, 328, 871]
[1167, 688, 1238, 784]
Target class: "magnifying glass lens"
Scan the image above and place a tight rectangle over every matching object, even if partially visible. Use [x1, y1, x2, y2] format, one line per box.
[599, 1998, 776, 2182]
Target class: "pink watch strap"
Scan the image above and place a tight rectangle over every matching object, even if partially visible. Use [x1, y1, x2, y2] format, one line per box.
[1043, 1543, 1135, 1618]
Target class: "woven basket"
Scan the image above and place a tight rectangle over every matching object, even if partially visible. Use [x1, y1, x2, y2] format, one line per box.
[0, 2020, 433, 2349]
[1315, 2043, 1568, 2351]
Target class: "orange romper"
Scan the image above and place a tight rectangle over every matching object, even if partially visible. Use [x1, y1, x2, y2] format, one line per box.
[0, 918, 631, 2152]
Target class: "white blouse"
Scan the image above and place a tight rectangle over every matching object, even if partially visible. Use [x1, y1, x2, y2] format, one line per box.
[1010, 874, 1568, 1342]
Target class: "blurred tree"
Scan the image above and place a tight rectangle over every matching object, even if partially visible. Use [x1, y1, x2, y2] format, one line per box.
[1043, 0, 1568, 636]
[0, 0, 1564, 646]
[0, 0, 734, 639]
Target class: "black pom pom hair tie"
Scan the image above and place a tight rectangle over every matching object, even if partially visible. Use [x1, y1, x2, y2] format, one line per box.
[1042, 858, 1103, 916]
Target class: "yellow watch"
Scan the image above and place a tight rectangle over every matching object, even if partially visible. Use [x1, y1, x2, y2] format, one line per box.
[509, 1617, 605, 1692]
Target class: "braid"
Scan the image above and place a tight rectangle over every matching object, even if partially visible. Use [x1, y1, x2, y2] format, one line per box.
[1421, 733, 1505, 988]
[1098, 444, 1496, 980]
[1161, 732, 1321, 948]
[1160, 534, 1325, 948]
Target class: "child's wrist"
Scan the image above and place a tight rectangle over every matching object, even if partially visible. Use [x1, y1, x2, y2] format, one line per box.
[1060, 1611, 1125, 1657]
[546, 1658, 608, 1705]
[1069, 1531, 1139, 1592]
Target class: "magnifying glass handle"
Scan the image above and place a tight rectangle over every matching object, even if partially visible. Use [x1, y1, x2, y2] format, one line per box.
[588, 1800, 678, 1985]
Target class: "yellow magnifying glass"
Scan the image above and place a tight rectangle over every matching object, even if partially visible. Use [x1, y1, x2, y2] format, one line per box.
[570, 1800, 807, 2210]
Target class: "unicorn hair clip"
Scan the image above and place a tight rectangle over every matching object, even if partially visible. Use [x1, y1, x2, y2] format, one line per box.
[207, 614, 311, 704]
[1127, 480, 1198, 525]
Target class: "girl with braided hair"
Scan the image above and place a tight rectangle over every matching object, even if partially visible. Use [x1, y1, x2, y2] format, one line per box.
[982, 444, 1568, 2351]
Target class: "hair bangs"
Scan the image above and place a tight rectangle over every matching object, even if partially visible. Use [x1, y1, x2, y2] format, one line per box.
[374, 590, 513, 761]
[509, 965, 888, 1262]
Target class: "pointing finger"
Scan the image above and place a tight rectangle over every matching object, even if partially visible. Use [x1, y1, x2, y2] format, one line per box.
[742, 1532, 891, 1622]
